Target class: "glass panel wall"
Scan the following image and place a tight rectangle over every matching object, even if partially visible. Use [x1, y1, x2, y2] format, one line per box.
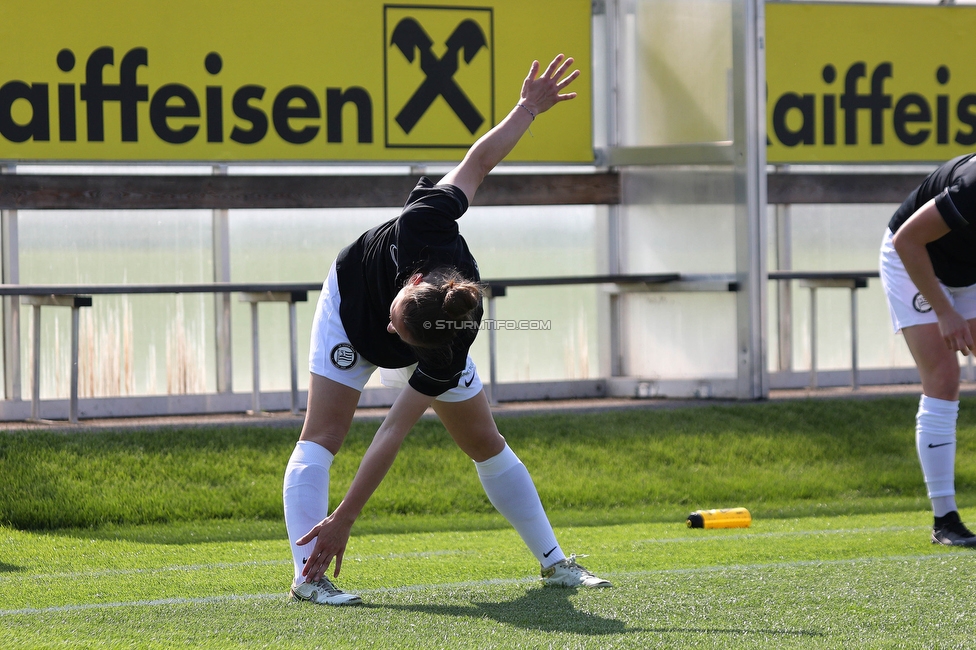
[6, 200, 607, 400]
[619, 0, 733, 146]
[229, 204, 607, 391]
[16, 209, 214, 398]
[613, 0, 741, 383]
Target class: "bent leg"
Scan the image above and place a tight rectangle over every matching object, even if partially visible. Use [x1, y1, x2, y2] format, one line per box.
[903, 323, 969, 516]
[284, 373, 361, 586]
[432, 391, 564, 567]
[903, 322, 963, 401]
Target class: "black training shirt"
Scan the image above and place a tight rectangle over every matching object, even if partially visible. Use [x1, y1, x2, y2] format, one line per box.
[889, 153, 976, 287]
[335, 177, 482, 396]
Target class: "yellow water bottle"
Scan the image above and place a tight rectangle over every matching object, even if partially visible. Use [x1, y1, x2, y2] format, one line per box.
[686, 507, 751, 529]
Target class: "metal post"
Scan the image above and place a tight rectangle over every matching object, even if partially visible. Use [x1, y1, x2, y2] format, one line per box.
[732, 0, 769, 399]
[1, 164, 20, 402]
[30, 304, 40, 420]
[775, 203, 792, 372]
[809, 287, 817, 389]
[604, 0, 624, 380]
[609, 293, 623, 376]
[606, 201, 626, 378]
[23, 295, 91, 423]
[850, 287, 859, 390]
[239, 290, 306, 416]
[289, 300, 299, 415]
[249, 301, 260, 414]
[212, 165, 232, 394]
[70, 304, 80, 423]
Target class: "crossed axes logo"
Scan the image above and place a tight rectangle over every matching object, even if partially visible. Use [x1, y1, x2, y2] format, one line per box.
[390, 17, 488, 135]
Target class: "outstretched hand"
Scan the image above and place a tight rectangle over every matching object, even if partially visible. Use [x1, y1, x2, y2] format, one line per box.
[519, 54, 580, 116]
[938, 307, 976, 356]
[296, 513, 352, 582]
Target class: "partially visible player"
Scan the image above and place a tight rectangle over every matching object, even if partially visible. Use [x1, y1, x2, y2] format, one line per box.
[880, 153, 976, 546]
[282, 54, 612, 606]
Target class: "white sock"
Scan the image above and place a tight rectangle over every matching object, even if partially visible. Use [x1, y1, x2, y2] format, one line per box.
[932, 495, 958, 519]
[915, 395, 959, 517]
[475, 445, 565, 567]
[283, 440, 333, 586]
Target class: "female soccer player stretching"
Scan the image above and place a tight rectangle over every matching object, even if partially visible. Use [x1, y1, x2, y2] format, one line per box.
[881, 153, 976, 547]
[283, 54, 612, 605]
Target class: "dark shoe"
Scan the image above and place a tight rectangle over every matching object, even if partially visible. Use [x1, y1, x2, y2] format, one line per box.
[932, 511, 976, 547]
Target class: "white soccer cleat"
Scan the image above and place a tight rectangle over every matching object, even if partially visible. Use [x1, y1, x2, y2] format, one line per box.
[541, 554, 612, 588]
[290, 577, 363, 605]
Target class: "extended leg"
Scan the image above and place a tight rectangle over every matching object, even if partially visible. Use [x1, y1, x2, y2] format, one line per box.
[432, 391, 611, 587]
[283, 373, 363, 602]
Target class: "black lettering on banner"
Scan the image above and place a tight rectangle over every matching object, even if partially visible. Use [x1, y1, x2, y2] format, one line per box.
[390, 17, 486, 134]
[937, 95, 950, 144]
[230, 85, 268, 144]
[206, 86, 223, 143]
[57, 49, 76, 142]
[772, 61, 976, 150]
[0, 81, 50, 142]
[772, 93, 814, 146]
[840, 62, 891, 145]
[0, 45, 381, 149]
[326, 87, 373, 143]
[955, 95, 976, 146]
[273, 85, 320, 144]
[936, 65, 951, 145]
[118, 49, 149, 141]
[149, 84, 200, 144]
[205, 52, 223, 143]
[80, 47, 148, 142]
[893, 93, 931, 146]
[821, 64, 836, 145]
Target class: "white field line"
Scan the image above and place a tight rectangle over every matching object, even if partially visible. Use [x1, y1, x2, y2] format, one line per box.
[4, 525, 922, 584]
[0, 559, 291, 583]
[1, 551, 970, 617]
[0, 550, 474, 584]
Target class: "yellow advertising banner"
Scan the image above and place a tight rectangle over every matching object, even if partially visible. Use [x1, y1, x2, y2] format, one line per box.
[767, 3, 976, 163]
[0, 0, 591, 163]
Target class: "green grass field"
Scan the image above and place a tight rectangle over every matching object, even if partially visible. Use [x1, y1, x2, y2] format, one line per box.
[2, 395, 976, 648]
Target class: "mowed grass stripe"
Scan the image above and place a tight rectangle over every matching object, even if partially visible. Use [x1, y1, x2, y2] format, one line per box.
[3, 395, 973, 531]
[0, 525, 929, 585]
[1, 514, 970, 600]
[2, 398, 975, 647]
[2, 513, 975, 647]
[1, 551, 970, 618]
[0, 550, 478, 584]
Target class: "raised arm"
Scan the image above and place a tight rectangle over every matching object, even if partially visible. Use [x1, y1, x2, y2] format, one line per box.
[297, 386, 434, 581]
[438, 53, 581, 203]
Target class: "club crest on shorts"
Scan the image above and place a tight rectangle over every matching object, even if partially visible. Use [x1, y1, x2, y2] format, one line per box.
[330, 343, 358, 370]
[912, 292, 932, 313]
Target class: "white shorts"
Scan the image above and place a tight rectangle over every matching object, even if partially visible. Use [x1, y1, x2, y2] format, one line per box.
[308, 261, 483, 402]
[879, 228, 976, 333]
